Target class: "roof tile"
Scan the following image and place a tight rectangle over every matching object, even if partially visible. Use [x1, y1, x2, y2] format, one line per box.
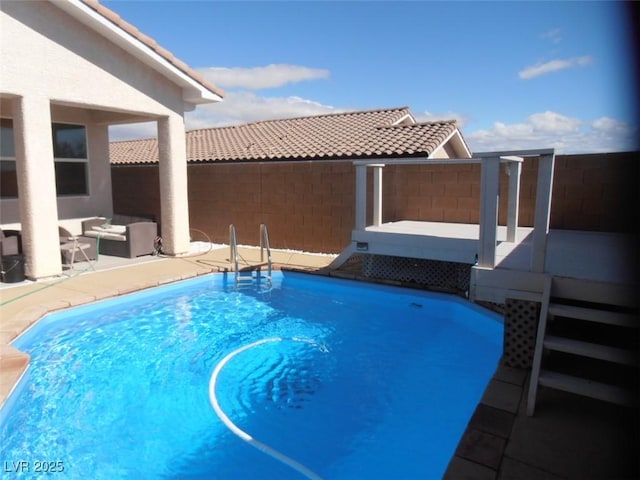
[110, 107, 468, 165]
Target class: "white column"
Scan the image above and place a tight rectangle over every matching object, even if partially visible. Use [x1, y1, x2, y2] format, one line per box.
[477, 156, 500, 268]
[530, 153, 555, 272]
[506, 161, 522, 242]
[372, 165, 384, 227]
[157, 114, 190, 255]
[354, 164, 367, 230]
[12, 96, 61, 279]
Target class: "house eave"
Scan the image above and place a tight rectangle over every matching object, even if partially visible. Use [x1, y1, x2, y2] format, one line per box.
[52, 0, 223, 106]
[429, 129, 472, 159]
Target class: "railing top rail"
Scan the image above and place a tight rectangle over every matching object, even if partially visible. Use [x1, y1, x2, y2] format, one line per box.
[352, 156, 527, 167]
[473, 148, 555, 157]
[352, 148, 554, 167]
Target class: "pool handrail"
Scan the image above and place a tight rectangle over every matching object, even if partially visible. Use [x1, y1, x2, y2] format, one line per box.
[229, 224, 239, 282]
[260, 223, 272, 281]
[229, 223, 272, 286]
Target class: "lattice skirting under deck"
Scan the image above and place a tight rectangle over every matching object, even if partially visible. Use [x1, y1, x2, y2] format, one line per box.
[361, 254, 471, 294]
[503, 298, 539, 368]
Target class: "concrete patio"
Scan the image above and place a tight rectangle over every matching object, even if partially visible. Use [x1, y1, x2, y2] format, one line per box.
[0, 245, 638, 479]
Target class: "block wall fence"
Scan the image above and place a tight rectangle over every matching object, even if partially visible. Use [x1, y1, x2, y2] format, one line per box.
[111, 151, 638, 254]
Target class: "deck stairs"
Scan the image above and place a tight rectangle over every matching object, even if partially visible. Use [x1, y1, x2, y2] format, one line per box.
[527, 276, 639, 416]
[229, 224, 272, 288]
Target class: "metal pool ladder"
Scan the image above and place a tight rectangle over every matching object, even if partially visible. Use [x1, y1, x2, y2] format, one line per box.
[229, 224, 272, 287]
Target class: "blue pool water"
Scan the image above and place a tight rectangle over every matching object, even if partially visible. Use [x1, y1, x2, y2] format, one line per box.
[1, 272, 503, 479]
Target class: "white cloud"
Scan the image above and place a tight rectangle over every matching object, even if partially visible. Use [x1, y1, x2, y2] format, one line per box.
[492, 121, 534, 138]
[540, 28, 562, 44]
[107, 97, 637, 156]
[519, 55, 593, 80]
[197, 64, 330, 90]
[465, 111, 638, 154]
[528, 111, 581, 132]
[591, 116, 634, 134]
[108, 91, 340, 141]
[185, 91, 339, 130]
[109, 121, 157, 141]
[109, 63, 336, 140]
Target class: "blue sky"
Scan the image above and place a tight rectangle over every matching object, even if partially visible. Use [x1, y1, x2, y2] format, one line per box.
[105, 1, 639, 154]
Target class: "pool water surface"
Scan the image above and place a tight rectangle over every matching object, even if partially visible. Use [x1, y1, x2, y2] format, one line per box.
[0, 272, 503, 479]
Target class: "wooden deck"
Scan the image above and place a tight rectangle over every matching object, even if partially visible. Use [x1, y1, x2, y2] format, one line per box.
[333, 150, 637, 308]
[352, 220, 534, 266]
[342, 220, 637, 307]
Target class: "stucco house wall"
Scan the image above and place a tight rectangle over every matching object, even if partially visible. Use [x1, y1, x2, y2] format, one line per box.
[0, 102, 113, 224]
[0, 0, 221, 278]
[1, 0, 186, 222]
[0, 1, 187, 112]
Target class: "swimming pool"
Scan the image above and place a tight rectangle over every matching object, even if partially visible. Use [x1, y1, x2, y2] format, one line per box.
[1, 272, 503, 479]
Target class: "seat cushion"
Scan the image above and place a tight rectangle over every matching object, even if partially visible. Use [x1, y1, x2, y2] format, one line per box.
[89, 225, 127, 235]
[84, 230, 127, 241]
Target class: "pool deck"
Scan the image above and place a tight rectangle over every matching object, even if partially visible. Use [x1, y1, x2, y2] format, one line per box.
[1, 245, 638, 479]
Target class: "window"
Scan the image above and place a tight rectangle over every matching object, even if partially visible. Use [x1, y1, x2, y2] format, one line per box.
[0, 118, 17, 198]
[52, 123, 86, 159]
[53, 123, 88, 196]
[0, 120, 89, 198]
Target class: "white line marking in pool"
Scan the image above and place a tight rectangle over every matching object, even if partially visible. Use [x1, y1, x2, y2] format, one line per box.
[208, 337, 324, 480]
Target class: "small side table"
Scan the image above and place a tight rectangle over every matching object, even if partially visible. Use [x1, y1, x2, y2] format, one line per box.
[60, 237, 96, 271]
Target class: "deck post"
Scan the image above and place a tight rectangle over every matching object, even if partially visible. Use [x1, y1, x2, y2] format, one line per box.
[478, 156, 500, 268]
[531, 153, 555, 272]
[372, 165, 384, 227]
[506, 161, 522, 242]
[355, 164, 367, 230]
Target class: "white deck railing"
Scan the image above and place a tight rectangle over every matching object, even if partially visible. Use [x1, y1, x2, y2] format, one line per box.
[351, 148, 555, 271]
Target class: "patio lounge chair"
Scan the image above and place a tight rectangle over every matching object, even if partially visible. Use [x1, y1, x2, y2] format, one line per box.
[59, 226, 97, 265]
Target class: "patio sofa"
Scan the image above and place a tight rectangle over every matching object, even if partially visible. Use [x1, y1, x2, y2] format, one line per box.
[81, 214, 158, 258]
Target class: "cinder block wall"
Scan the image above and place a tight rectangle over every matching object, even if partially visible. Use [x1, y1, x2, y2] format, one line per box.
[551, 152, 638, 232]
[186, 162, 355, 252]
[111, 152, 638, 254]
[112, 161, 356, 252]
[382, 161, 538, 227]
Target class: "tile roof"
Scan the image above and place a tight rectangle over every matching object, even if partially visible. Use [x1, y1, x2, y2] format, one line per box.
[79, 0, 224, 99]
[111, 107, 466, 165]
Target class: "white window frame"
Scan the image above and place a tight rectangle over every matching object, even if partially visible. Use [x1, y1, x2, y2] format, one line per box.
[52, 122, 90, 197]
[0, 119, 91, 198]
[0, 117, 17, 199]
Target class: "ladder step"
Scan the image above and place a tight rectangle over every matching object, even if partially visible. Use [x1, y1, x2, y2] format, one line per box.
[236, 272, 271, 281]
[549, 304, 637, 328]
[538, 370, 637, 406]
[544, 335, 638, 366]
[238, 262, 269, 272]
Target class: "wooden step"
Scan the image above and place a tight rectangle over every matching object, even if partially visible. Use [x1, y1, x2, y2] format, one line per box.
[549, 303, 637, 328]
[538, 370, 637, 407]
[544, 335, 638, 366]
